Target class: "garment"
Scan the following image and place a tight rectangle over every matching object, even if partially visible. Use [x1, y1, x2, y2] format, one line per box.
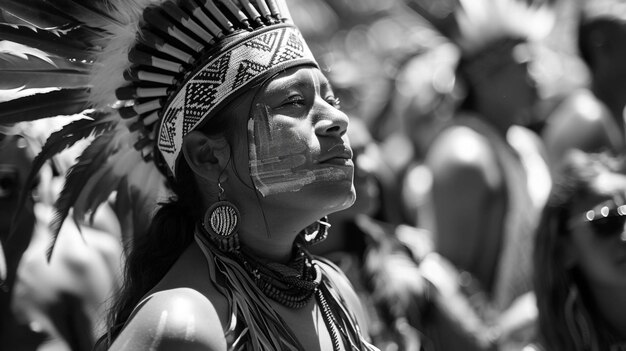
[417, 115, 550, 350]
[194, 229, 380, 351]
[439, 115, 550, 310]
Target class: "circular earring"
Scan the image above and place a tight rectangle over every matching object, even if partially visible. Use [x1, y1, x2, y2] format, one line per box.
[300, 217, 331, 246]
[202, 182, 240, 252]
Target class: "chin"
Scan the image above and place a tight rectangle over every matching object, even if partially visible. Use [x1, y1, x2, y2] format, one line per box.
[320, 182, 356, 214]
[261, 176, 355, 215]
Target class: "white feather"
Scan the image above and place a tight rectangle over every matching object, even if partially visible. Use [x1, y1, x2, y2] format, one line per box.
[454, 0, 555, 54]
[89, 0, 166, 109]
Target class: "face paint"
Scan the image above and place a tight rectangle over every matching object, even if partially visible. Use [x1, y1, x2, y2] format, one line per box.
[248, 103, 352, 197]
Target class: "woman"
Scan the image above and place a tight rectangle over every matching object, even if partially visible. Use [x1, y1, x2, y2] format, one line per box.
[101, 65, 377, 351]
[531, 150, 626, 350]
[9, 0, 379, 350]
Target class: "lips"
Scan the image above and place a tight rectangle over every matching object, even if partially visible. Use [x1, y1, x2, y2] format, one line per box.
[319, 145, 353, 165]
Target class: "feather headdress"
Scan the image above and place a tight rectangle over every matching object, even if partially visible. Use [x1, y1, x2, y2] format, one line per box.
[0, 0, 318, 258]
[405, 0, 556, 55]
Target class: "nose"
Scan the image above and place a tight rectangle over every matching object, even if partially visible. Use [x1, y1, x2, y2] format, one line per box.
[314, 103, 349, 138]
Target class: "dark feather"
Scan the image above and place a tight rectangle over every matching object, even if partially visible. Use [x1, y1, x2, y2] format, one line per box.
[42, 0, 123, 29]
[1, 0, 77, 28]
[0, 70, 90, 90]
[0, 51, 92, 73]
[73, 145, 139, 226]
[0, 49, 91, 89]
[48, 127, 126, 260]
[0, 23, 96, 61]
[9, 114, 117, 243]
[0, 89, 91, 123]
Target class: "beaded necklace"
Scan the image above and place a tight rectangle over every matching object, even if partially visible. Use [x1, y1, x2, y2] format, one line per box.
[194, 225, 379, 351]
[234, 241, 321, 309]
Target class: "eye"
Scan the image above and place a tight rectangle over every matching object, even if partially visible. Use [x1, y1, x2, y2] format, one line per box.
[281, 95, 305, 108]
[326, 96, 341, 109]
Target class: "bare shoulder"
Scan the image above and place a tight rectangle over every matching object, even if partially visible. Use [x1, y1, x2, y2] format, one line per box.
[426, 126, 501, 189]
[109, 288, 226, 351]
[543, 90, 620, 157]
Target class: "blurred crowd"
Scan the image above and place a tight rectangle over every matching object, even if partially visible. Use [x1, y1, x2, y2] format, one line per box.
[1, 0, 626, 350]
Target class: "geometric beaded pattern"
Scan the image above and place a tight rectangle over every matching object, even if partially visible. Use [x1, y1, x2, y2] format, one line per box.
[209, 205, 238, 237]
[157, 25, 318, 176]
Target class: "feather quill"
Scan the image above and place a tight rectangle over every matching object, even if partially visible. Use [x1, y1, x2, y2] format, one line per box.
[0, 89, 91, 123]
[0, 70, 89, 90]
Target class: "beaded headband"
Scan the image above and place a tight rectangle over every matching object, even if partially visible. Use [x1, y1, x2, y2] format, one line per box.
[113, 0, 318, 177]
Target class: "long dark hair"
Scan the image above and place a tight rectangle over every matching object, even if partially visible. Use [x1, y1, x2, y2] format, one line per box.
[533, 150, 624, 350]
[104, 97, 242, 342]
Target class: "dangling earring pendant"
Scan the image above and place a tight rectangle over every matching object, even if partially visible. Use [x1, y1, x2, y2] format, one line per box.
[300, 217, 331, 246]
[202, 183, 240, 252]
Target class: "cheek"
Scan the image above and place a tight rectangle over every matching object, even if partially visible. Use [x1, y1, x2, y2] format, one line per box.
[247, 106, 353, 198]
[247, 106, 314, 197]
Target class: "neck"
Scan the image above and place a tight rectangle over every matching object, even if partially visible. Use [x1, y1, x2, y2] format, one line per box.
[588, 283, 626, 339]
[237, 205, 321, 264]
[239, 229, 298, 263]
[470, 100, 514, 136]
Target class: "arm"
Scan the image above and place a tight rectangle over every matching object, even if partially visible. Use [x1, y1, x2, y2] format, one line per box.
[542, 90, 623, 169]
[109, 288, 227, 351]
[416, 127, 525, 350]
[422, 126, 505, 289]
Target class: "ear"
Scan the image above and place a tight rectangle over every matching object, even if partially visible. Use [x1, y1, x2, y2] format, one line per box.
[182, 131, 231, 182]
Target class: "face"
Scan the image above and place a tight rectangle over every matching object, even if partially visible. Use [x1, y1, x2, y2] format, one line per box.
[567, 174, 626, 288]
[337, 118, 379, 217]
[477, 42, 539, 127]
[246, 67, 355, 213]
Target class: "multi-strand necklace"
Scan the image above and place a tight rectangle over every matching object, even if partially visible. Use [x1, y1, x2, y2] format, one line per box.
[234, 243, 321, 309]
[196, 225, 379, 351]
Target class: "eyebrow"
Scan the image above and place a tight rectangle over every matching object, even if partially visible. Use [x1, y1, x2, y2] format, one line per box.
[266, 73, 332, 95]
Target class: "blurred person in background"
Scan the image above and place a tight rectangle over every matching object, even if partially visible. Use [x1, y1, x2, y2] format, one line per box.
[0, 131, 41, 349]
[401, 0, 555, 349]
[392, 42, 460, 225]
[0, 125, 124, 351]
[542, 0, 626, 170]
[529, 150, 626, 350]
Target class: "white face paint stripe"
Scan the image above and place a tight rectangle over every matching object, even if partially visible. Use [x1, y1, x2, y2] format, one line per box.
[247, 68, 352, 197]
